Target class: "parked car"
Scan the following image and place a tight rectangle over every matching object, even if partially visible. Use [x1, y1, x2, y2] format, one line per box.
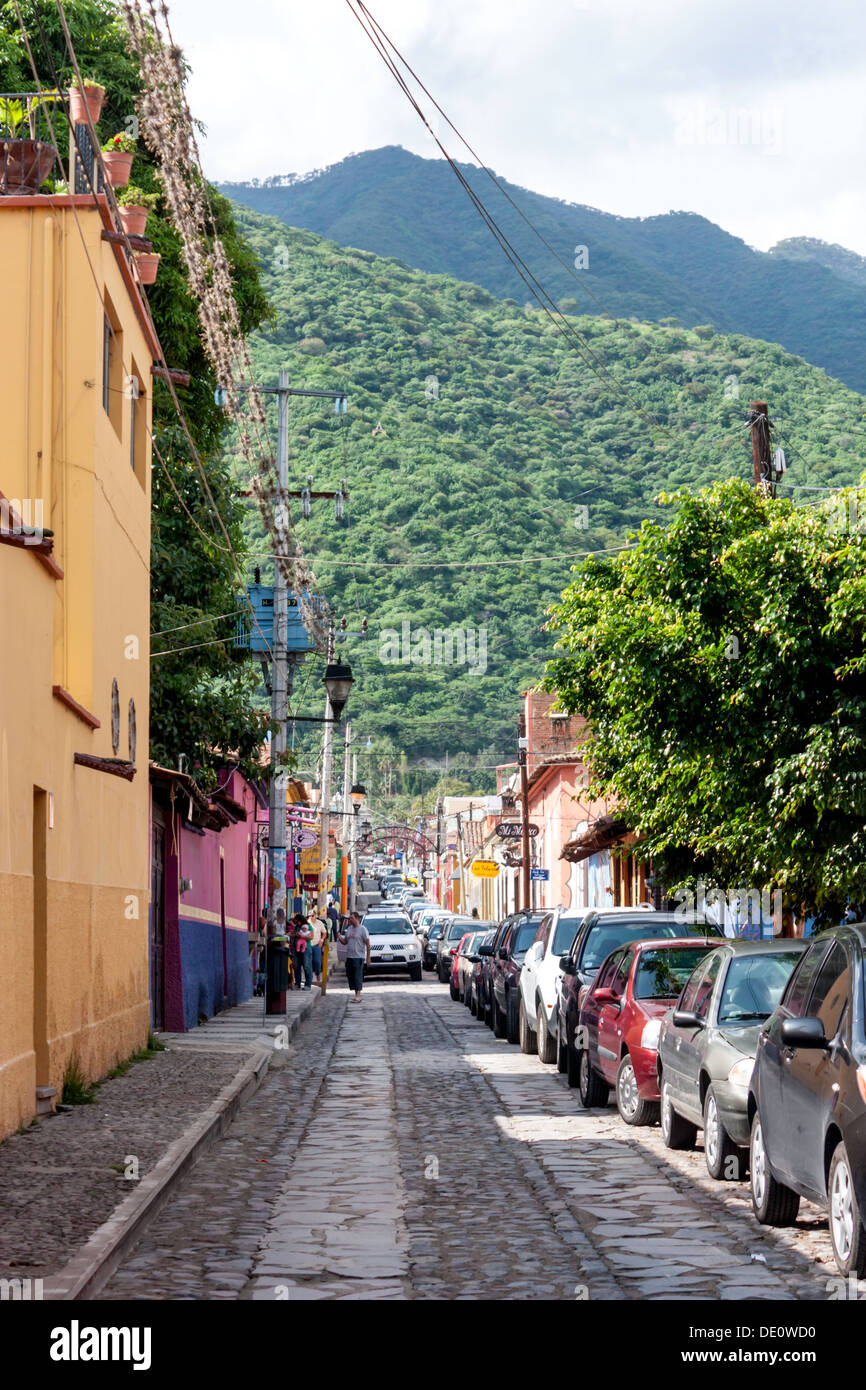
[452, 930, 489, 1002]
[657, 937, 808, 1179]
[467, 930, 496, 1016]
[407, 899, 435, 927]
[573, 937, 719, 1123]
[519, 907, 584, 1063]
[476, 911, 545, 1042]
[438, 917, 496, 983]
[748, 924, 866, 1276]
[422, 922, 445, 972]
[361, 913, 424, 981]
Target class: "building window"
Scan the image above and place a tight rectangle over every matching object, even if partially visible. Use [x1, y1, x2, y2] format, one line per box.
[550, 716, 568, 736]
[111, 678, 120, 754]
[102, 293, 124, 438]
[128, 698, 137, 764]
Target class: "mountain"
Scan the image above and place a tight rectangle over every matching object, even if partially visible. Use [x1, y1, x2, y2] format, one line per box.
[769, 237, 866, 291]
[219, 147, 866, 395]
[227, 206, 866, 774]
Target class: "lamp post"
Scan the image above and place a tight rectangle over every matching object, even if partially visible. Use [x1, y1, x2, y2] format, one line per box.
[350, 782, 366, 913]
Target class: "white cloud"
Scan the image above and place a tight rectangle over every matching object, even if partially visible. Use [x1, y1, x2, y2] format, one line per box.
[165, 0, 866, 254]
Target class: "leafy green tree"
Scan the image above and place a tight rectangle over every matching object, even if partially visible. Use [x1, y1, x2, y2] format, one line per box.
[544, 478, 866, 923]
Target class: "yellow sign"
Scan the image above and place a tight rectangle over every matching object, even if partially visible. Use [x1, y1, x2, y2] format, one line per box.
[471, 860, 500, 879]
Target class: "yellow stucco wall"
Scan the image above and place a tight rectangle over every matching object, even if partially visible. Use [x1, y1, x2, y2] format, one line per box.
[0, 200, 152, 1138]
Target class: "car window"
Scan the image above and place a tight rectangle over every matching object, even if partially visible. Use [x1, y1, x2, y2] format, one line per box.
[514, 922, 538, 954]
[365, 920, 413, 935]
[692, 953, 723, 1019]
[807, 942, 850, 1038]
[552, 915, 582, 957]
[581, 919, 692, 973]
[610, 954, 632, 998]
[429, 925, 443, 940]
[783, 941, 832, 1018]
[594, 950, 625, 991]
[633, 945, 715, 1000]
[535, 916, 552, 948]
[717, 950, 805, 1023]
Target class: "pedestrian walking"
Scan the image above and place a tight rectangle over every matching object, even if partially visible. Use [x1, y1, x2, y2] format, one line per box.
[291, 915, 313, 990]
[327, 899, 340, 941]
[338, 911, 370, 1001]
[308, 909, 328, 985]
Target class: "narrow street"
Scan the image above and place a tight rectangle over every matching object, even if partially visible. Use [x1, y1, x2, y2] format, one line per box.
[101, 978, 834, 1302]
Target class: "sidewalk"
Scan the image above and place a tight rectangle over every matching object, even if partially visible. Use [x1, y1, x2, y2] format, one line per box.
[0, 987, 320, 1301]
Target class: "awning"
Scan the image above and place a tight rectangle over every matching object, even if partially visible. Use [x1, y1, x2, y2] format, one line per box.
[560, 815, 628, 864]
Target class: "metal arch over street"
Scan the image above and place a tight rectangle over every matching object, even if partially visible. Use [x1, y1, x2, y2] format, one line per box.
[358, 823, 440, 856]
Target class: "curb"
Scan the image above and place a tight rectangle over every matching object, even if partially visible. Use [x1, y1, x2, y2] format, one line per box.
[43, 990, 320, 1302]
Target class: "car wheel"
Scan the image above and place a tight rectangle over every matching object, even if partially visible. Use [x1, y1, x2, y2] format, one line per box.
[506, 993, 520, 1045]
[449, 976, 460, 1001]
[703, 1084, 744, 1180]
[470, 987, 479, 1017]
[492, 993, 506, 1039]
[750, 1111, 800, 1226]
[557, 1024, 568, 1074]
[566, 1025, 580, 1088]
[828, 1141, 866, 1278]
[536, 1000, 557, 1064]
[439, 962, 449, 985]
[519, 996, 536, 1054]
[409, 963, 422, 982]
[660, 1077, 697, 1150]
[578, 1047, 610, 1108]
[615, 1054, 658, 1127]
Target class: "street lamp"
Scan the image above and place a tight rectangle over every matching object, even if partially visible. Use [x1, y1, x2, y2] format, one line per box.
[350, 782, 367, 808]
[349, 783, 367, 912]
[322, 659, 354, 721]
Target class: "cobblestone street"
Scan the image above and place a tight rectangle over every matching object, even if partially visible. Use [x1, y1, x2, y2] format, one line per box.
[101, 977, 842, 1301]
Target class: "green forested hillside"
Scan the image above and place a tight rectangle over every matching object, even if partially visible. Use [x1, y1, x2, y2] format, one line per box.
[228, 205, 866, 772]
[219, 147, 866, 394]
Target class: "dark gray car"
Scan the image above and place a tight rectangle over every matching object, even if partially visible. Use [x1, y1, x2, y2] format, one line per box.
[658, 937, 808, 1180]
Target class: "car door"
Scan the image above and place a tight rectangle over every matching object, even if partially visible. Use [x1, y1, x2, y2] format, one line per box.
[759, 940, 831, 1175]
[596, 950, 632, 1084]
[584, 950, 626, 1070]
[778, 940, 851, 1198]
[676, 950, 724, 1122]
[522, 916, 550, 1024]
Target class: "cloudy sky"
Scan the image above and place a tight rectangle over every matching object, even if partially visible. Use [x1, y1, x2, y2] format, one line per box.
[166, 0, 866, 255]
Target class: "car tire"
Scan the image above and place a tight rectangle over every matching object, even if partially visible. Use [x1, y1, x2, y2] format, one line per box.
[449, 978, 460, 1001]
[537, 1000, 557, 1063]
[616, 1054, 658, 1127]
[827, 1142, 866, 1278]
[491, 993, 506, 1039]
[750, 1111, 800, 1226]
[578, 1047, 610, 1108]
[506, 993, 520, 1045]
[557, 1026, 568, 1074]
[519, 996, 536, 1054]
[660, 1077, 697, 1150]
[703, 1084, 744, 1180]
[409, 964, 422, 982]
[566, 1025, 580, 1088]
[439, 962, 449, 985]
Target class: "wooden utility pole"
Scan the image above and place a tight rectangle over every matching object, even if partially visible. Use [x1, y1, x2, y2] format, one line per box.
[749, 401, 771, 494]
[518, 710, 530, 912]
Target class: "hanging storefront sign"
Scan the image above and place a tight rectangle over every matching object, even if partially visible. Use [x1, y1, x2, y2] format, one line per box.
[471, 860, 500, 878]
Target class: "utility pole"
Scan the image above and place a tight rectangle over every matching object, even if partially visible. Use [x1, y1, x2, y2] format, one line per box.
[350, 749, 359, 912]
[435, 795, 443, 906]
[750, 401, 771, 494]
[518, 710, 530, 912]
[267, 369, 291, 945]
[316, 622, 337, 919]
[455, 810, 467, 913]
[340, 721, 351, 916]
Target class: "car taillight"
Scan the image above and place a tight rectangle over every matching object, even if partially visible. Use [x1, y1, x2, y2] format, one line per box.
[857, 1066, 866, 1106]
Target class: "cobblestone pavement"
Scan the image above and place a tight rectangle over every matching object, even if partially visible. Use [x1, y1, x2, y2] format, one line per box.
[102, 977, 844, 1301]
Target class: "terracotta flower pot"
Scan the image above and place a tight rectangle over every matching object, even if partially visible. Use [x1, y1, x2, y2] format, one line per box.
[68, 83, 105, 126]
[118, 204, 148, 236]
[102, 150, 134, 187]
[1, 140, 55, 195]
[134, 251, 160, 286]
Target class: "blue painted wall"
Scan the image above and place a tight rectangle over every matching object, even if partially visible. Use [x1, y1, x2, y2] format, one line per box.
[177, 919, 252, 1031]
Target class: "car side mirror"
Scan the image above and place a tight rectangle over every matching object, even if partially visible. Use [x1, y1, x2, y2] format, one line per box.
[672, 1009, 703, 1029]
[478, 944, 493, 957]
[781, 1017, 828, 1050]
[593, 987, 620, 1005]
[468, 954, 481, 964]
[560, 955, 576, 974]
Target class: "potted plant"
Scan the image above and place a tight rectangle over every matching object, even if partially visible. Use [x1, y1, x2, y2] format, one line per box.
[101, 132, 136, 187]
[0, 96, 55, 194]
[134, 250, 161, 286]
[117, 184, 159, 236]
[68, 75, 105, 126]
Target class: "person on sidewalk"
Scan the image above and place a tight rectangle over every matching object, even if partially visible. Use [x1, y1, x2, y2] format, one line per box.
[327, 899, 340, 941]
[291, 915, 314, 990]
[308, 909, 328, 985]
[338, 911, 370, 1001]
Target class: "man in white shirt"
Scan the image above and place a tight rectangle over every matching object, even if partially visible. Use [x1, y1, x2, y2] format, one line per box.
[338, 912, 371, 1001]
[308, 911, 328, 984]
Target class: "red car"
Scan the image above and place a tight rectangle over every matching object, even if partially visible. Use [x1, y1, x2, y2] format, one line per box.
[575, 937, 718, 1124]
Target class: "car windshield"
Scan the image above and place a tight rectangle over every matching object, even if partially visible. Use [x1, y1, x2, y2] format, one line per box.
[365, 920, 413, 936]
[552, 916, 582, 956]
[429, 925, 443, 940]
[717, 951, 805, 1023]
[515, 922, 539, 953]
[634, 945, 715, 1000]
[583, 920, 693, 972]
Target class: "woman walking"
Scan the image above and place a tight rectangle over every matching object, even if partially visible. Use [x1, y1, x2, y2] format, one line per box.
[338, 911, 371, 1002]
[308, 909, 328, 986]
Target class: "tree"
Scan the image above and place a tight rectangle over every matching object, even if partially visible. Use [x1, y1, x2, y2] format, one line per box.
[544, 478, 866, 924]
